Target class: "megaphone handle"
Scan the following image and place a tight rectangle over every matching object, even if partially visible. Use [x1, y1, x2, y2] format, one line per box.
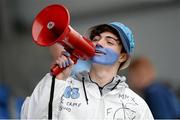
[50, 55, 78, 76]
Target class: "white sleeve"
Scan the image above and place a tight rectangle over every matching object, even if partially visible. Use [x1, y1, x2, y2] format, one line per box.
[20, 97, 30, 119]
[140, 102, 154, 120]
[20, 73, 67, 119]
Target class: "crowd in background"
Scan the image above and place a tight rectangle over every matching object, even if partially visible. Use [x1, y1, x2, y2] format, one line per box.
[127, 56, 180, 119]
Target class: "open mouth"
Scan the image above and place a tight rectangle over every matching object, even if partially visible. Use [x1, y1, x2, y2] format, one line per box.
[95, 49, 106, 55]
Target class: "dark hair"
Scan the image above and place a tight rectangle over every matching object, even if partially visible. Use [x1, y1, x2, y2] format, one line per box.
[89, 24, 126, 53]
[89, 24, 127, 69]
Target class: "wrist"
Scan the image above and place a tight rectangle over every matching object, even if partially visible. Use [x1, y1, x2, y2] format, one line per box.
[55, 74, 69, 80]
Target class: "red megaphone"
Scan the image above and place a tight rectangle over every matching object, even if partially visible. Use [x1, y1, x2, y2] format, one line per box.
[32, 4, 95, 76]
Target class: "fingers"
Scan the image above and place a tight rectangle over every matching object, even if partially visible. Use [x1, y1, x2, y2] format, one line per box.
[69, 59, 74, 66]
[55, 55, 74, 68]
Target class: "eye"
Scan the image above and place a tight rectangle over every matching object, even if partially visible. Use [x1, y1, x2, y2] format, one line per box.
[106, 39, 117, 46]
[92, 35, 101, 42]
[107, 41, 114, 45]
[106, 36, 118, 46]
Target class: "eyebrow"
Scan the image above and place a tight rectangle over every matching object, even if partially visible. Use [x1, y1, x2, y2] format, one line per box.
[105, 36, 119, 41]
[93, 34, 120, 43]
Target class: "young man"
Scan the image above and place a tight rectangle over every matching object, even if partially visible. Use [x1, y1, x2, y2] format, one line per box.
[21, 22, 153, 119]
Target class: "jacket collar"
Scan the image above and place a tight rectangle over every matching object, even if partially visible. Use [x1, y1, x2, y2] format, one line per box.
[74, 71, 128, 96]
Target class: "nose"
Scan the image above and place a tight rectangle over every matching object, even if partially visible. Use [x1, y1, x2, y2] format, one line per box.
[96, 43, 103, 48]
[94, 38, 105, 48]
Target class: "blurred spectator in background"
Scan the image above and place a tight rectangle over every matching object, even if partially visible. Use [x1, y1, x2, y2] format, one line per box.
[0, 83, 24, 119]
[0, 84, 10, 118]
[127, 56, 180, 119]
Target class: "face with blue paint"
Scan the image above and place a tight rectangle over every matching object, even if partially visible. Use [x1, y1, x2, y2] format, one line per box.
[91, 32, 123, 65]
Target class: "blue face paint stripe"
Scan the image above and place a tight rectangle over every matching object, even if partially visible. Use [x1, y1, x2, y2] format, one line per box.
[92, 46, 119, 65]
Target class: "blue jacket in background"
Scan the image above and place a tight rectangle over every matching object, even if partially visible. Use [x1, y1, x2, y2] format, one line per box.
[144, 82, 180, 119]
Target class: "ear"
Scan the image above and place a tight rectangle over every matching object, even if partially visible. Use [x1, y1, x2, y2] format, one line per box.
[118, 53, 128, 63]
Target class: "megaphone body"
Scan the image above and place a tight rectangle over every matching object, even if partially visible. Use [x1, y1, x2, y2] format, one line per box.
[32, 4, 95, 76]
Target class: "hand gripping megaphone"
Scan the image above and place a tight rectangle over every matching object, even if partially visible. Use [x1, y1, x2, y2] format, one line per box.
[32, 4, 95, 76]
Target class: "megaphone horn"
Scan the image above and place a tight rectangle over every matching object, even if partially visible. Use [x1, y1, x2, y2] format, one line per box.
[32, 4, 95, 76]
[32, 4, 70, 45]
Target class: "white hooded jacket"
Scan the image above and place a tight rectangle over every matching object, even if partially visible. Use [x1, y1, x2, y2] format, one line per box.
[21, 71, 154, 120]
